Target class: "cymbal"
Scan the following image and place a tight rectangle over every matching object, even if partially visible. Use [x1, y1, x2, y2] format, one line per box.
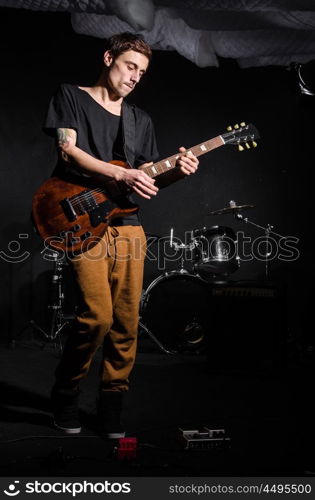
[209, 204, 255, 215]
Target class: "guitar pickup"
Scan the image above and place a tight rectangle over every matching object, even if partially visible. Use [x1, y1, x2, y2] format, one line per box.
[60, 198, 77, 222]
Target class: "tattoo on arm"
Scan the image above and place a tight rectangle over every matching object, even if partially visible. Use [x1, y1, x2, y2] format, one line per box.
[57, 128, 77, 162]
[57, 128, 76, 146]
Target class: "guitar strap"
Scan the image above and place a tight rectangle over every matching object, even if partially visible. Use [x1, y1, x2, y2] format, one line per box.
[122, 101, 136, 167]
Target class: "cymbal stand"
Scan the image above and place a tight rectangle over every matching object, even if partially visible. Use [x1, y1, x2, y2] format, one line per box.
[45, 253, 74, 349]
[234, 212, 284, 280]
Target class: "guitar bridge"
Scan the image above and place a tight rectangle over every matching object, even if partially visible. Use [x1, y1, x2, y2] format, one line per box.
[60, 197, 77, 222]
[61, 190, 101, 221]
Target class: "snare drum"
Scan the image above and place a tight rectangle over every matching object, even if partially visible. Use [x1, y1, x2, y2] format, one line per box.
[193, 226, 239, 279]
[141, 270, 211, 352]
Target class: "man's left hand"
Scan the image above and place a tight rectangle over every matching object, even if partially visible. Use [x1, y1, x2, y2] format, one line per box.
[176, 146, 199, 176]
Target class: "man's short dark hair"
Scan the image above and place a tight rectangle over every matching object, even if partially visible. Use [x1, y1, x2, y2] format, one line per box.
[106, 32, 152, 62]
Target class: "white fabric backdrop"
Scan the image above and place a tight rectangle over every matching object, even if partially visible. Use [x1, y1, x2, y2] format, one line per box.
[1, 0, 315, 67]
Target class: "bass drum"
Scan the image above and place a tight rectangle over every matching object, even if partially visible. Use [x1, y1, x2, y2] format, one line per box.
[141, 270, 211, 352]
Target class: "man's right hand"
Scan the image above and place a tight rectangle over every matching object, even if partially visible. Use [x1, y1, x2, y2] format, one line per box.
[114, 163, 159, 199]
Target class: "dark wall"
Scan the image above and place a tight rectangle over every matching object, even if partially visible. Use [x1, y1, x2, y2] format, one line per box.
[0, 8, 312, 344]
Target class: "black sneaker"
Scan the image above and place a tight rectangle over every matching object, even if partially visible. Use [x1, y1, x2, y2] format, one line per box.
[51, 387, 81, 434]
[97, 391, 126, 439]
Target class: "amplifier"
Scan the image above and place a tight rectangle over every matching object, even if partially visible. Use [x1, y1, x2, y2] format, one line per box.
[211, 286, 278, 298]
[205, 281, 286, 369]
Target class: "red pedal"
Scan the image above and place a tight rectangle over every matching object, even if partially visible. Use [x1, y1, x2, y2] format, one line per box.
[117, 437, 137, 460]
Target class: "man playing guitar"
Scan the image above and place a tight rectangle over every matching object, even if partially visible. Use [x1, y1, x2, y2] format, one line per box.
[44, 32, 199, 438]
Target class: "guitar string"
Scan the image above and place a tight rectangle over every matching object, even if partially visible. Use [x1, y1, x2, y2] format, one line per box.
[69, 151, 188, 208]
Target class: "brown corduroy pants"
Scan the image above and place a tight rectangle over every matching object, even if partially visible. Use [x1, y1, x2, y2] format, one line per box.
[54, 225, 146, 392]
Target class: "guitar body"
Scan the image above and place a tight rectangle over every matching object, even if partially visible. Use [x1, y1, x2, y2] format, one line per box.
[32, 161, 139, 255]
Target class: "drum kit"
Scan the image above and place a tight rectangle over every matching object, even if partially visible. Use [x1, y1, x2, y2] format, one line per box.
[22, 200, 279, 355]
[139, 200, 279, 354]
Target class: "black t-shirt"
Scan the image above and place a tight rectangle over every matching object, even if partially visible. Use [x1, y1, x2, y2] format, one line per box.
[44, 84, 159, 225]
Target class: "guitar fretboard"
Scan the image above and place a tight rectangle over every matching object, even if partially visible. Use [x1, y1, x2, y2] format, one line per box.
[138, 135, 224, 178]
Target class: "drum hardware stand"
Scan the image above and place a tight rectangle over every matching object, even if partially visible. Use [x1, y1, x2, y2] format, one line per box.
[16, 251, 74, 352]
[170, 227, 199, 271]
[234, 211, 284, 280]
[208, 199, 287, 280]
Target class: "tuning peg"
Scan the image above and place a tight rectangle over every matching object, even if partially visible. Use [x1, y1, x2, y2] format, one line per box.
[240, 122, 246, 127]
[252, 140, 257, 148]
[245, 142, 251, 149]
[234, 124, 239, 129]
[227, 125, 232, 131]
[238, 144, 244, 151]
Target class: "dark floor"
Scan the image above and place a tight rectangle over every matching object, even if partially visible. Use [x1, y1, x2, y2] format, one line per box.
[0, 330, 314, 477]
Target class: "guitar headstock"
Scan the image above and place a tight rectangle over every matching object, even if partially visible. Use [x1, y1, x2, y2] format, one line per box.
[222, 122, 260, 151]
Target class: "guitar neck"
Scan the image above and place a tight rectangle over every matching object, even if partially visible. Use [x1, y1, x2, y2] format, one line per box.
[139, 135, 225, 179]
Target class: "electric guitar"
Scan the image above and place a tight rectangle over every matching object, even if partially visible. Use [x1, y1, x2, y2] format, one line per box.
[32, 122, 259, 255]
